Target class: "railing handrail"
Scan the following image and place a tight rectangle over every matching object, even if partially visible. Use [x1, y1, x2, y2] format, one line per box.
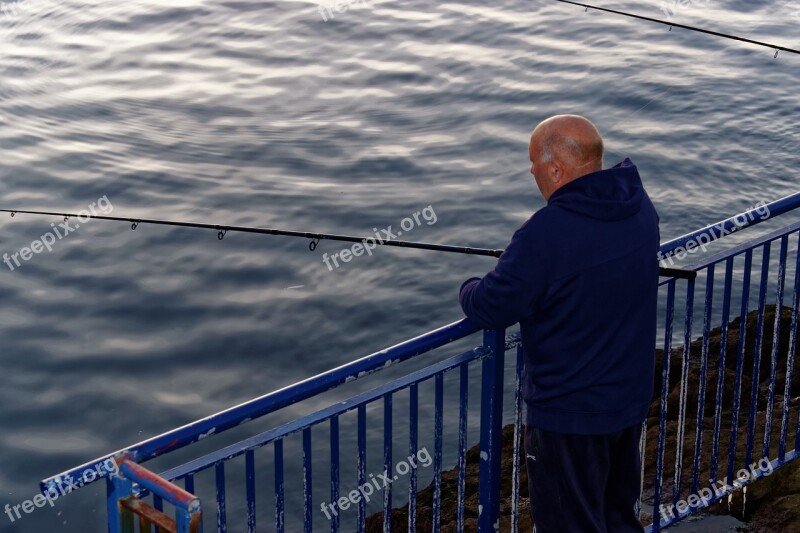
[41, 317, 482, 494]
[659, 191, 800, 258]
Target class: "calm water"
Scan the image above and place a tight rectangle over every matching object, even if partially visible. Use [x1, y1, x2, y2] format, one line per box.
[0, 0, 798, 530]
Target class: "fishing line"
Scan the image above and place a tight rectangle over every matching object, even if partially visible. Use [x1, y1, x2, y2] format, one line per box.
[555, 0, 800, 58]
[0, 208, 696, 279]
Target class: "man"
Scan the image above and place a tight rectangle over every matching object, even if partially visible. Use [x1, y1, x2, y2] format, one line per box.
[459, 115, 659, 532]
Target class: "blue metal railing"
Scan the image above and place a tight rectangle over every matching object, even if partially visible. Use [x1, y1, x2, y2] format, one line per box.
[647, 210, 800, 531]
[42, 192, 800, 532]
[143, 333, 520, 532]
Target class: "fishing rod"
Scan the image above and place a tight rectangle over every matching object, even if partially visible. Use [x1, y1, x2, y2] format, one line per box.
[555, 0, 800, 58]
[0, 207, 696, 279]
[0, 208, 504, 256]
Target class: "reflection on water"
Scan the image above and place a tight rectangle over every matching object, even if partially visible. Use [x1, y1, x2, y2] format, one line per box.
[0, 0, 797, 530]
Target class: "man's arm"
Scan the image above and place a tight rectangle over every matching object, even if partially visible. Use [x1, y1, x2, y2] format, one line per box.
[459, 222, 547, 330]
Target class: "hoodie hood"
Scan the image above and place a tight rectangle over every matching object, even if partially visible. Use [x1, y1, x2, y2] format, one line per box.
[547, 158, 644, 221]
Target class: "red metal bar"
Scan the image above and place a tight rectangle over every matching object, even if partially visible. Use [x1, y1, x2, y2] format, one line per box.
[116, 457, 200, 512]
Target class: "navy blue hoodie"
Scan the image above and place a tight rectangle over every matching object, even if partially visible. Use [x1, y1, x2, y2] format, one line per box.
[459, 159, 659, 435]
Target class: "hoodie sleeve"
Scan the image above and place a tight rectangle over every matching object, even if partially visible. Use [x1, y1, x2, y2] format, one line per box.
[459, 221, 547, 330]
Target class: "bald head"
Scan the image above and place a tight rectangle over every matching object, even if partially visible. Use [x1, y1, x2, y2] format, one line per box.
[529, 115, 604, 200]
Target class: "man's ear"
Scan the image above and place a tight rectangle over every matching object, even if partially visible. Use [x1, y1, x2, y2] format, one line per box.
[548, 159, 564, 186]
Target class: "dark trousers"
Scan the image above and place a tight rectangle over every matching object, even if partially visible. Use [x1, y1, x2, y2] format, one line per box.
[525, 422, 644, 533]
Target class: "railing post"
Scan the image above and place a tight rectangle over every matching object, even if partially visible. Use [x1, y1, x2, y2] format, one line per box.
[478, 328, 506, 532]
[106, 474, 133, 533]
[177, 506, 204, 533]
